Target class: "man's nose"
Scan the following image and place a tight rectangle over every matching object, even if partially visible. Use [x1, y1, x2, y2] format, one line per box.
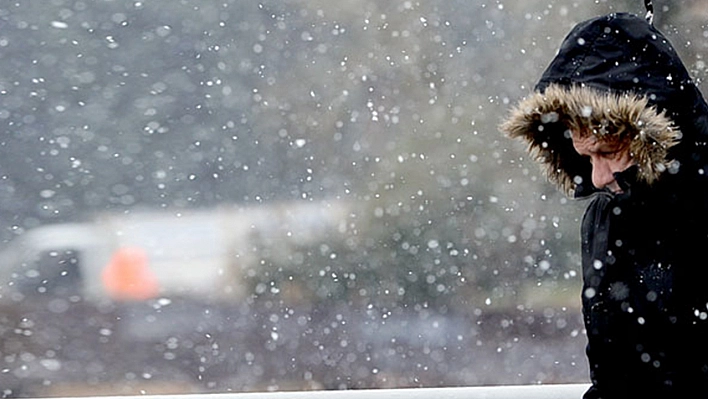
[591, 159, 616, 190]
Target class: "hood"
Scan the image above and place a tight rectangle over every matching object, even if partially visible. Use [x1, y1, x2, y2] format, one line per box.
[500, 13, 708, 197]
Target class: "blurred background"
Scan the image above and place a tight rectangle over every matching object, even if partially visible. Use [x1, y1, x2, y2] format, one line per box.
[1, 0, 707, 396]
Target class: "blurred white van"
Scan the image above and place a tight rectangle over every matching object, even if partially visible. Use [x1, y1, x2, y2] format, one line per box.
[0, 201, 348, 304]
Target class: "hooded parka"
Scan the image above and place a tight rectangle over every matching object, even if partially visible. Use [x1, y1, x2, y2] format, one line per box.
[501, 13, 708, 398]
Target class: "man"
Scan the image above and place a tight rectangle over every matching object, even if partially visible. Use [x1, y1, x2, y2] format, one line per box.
[501, 12, 708, 398]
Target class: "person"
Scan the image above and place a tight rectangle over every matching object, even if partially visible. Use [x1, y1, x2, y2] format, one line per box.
[500, 11, 708, 398]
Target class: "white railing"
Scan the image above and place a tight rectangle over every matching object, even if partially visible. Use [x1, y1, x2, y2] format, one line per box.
[55, 384, 590, 399]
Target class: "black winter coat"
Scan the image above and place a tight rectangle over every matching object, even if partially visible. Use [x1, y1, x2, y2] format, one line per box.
[502, 13, 708, 398]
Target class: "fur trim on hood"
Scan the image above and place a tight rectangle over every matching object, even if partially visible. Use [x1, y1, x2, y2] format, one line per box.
[500, 84, 681, 197]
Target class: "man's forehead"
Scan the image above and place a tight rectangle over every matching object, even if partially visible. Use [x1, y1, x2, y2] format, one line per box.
[571, 132, 598, 146]
[571, 131, 628, 151]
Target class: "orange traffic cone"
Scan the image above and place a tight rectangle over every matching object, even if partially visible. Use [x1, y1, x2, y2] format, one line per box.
[101, 246, 159, 301]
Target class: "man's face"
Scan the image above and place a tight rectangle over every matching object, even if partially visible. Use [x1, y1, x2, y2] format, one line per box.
[571, 132, 634, 193]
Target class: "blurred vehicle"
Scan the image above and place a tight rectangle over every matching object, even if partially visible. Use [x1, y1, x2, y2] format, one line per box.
[0, 201, 349, 305]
